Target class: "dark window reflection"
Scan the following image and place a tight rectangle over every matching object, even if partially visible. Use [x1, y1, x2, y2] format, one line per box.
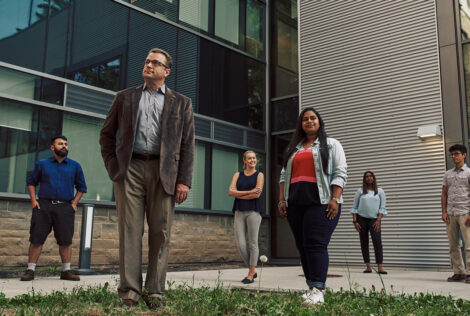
[37, 78, 65, 105]
[273, 0, 298, 98]
[69, 58, 121, 91]
[272, 96, 298, 132]
[199, 39, 265, 130]
[127, 0, 178, 22]
[246, 0, 265, 58]
[0, 99, 61, 194]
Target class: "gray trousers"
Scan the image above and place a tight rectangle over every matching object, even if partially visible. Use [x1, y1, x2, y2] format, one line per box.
[114, 158, 174, 301]
[234, 210, 262, 267]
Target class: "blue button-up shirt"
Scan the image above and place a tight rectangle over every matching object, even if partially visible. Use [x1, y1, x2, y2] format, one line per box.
[27, 157, 87, 201]
[133, 84, 166, 155]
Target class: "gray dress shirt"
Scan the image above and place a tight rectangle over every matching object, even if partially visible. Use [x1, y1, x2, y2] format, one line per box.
[133, 84, 166, 155]
[443, 164, 470, 216]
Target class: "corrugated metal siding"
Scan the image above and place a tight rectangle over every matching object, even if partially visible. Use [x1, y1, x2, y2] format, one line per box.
[299, 0, 448, 268]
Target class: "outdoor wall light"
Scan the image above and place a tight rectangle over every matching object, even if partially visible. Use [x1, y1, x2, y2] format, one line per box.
[417, 124, 442, 139]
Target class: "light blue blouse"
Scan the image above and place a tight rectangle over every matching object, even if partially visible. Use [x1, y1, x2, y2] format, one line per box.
[350, 188, 387, 219]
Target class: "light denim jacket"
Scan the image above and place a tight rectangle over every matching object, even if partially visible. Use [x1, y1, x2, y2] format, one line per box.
[279, 137, 347, 206]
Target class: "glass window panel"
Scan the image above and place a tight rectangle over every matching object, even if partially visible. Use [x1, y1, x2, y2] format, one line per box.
[179, 142, 205, 209]
[0, 100, 37, 194]
[277, 19, 298, 72]
[246, 0, 265, 58]
[461, 0, 470, 40]
[215, 0, 239, 44]
[277, 0, 297, 20]
[0, 67, 36, 100]
[128, 0, 178, 21]
[0, 0, 31, 39]
[62, 112, 113, 201]
[70, 58, 121, 91]
[463, 44, 470, 137]
[198, 41, 265, 129]
[179, 0, 209, 31]
[270, 133, 298, 257]
[0, 99, 33, 132]
[211, 146, 239, 211]
[272, 96, 298, 132]
[274, 66, 298, 98]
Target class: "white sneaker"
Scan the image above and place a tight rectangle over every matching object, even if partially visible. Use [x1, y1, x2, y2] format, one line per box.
[303, 288, 324, 304]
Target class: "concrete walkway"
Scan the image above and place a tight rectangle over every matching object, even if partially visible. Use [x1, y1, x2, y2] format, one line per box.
[1, 266, 469, 300]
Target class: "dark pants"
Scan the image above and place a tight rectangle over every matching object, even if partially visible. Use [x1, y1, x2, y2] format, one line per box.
[287, 204, 340, 290]
[357, 215, 383, 264]
[29, 200, 75, 246]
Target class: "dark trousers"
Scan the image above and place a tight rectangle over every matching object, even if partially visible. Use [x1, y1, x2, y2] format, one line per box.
[357, 215, 383, 264]
[287, 204, 340, 290]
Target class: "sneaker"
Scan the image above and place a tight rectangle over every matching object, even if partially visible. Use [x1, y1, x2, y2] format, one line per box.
[447, 274, 466, 282]
[303, 288, 324, 305]
[60, 270, 80, 281]
[20, 269, 35, 281]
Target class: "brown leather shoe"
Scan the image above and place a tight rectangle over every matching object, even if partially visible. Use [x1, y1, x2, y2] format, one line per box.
[60, 270, 80, 281]
[143, 293, 165, 309]
[20, 269, 34, 281]
[447, 274, 466, 282]
[466, 276, 470, 284]
[121, 298, 138, 307]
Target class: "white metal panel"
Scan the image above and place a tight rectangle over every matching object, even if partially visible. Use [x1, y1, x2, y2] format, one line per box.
[299, 0, 448, 268]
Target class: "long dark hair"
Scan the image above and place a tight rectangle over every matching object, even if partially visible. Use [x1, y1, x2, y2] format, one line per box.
[282, 107, 329, 174]
[362, 171, 378, 195]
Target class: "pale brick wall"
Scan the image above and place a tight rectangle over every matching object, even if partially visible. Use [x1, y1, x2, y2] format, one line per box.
[0, 199, 270, 268]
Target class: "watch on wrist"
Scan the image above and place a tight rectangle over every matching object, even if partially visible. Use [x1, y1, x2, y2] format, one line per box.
[332, 197, 340, 204]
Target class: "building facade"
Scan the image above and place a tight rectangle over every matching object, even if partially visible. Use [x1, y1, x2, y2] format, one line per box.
[297, 0, 470, 268]
[0, 0, 301, 267]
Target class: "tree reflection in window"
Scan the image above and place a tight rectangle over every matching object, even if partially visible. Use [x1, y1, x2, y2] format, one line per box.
[71, 58, 121, 91]
[35, 0, 71, 20]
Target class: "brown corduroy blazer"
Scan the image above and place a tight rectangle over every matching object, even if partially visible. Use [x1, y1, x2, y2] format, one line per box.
[99, 84, 195, 195]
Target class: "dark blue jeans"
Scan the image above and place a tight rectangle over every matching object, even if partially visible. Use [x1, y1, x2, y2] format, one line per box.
[356, 215, 383, 264]
[287, 203, 340, 290]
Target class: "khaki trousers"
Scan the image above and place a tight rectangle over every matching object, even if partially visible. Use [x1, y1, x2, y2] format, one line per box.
[446, 214, 470, 275]
[114, 158, 174, 301]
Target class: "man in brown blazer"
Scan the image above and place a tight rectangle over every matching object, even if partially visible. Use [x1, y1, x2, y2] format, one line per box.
[99, 48, 194, 308]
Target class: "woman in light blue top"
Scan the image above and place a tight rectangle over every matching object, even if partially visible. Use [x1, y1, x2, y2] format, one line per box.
[350, 171, 387, 274]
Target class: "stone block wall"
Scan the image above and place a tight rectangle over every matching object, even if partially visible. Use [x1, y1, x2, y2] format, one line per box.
[0, 198, 270, 268]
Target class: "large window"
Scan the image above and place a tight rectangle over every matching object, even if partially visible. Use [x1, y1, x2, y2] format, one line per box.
[246, 0, 265, 58]
[62, 113, 113, 201]
[69, 58, 121, 91]
[215, 0, 240, 45]
[0, 99, 61, 194]
[179, 0, 210, 32]
[198, 40, 265, 130]
[273, 0, 298, 98]
[179, 142, 206, 209]
[127, 0, 178, 21]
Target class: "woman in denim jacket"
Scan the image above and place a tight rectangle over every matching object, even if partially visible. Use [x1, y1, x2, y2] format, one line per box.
[279, 107, 347, 305]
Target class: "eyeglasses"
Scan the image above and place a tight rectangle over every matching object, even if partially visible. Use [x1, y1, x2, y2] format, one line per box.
[144, 59, 169, 69]
[450, 152, 463, 157]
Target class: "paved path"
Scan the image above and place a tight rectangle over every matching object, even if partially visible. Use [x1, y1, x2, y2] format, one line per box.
[1, 266, 469, 300]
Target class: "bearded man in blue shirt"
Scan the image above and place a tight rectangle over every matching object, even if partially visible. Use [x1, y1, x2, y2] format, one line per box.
[20, 135, 87, 281]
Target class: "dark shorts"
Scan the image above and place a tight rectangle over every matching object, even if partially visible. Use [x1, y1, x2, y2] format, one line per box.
[29, 201, 75, 246]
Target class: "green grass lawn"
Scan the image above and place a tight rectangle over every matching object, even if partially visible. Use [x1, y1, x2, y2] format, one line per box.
[1, 282, 469, 316]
